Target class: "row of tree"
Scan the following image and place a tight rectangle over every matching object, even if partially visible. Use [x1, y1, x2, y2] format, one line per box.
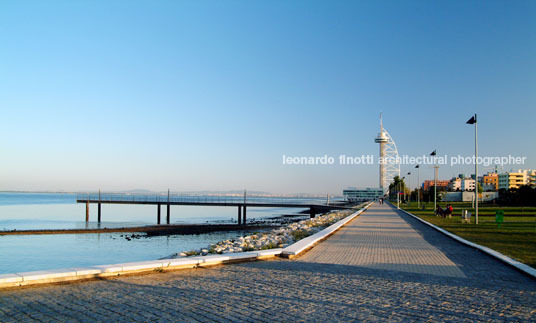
[388, 176, 536, 206]
[497, 185, 536, 206]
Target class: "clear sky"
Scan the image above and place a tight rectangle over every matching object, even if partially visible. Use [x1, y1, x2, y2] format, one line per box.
[1, 1, 535, 194]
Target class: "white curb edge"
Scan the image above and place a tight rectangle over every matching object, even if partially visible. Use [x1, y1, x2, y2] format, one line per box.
[392, 202, 536, 279]
[0, 249, 283, 289]
[281, 202, 374, 258]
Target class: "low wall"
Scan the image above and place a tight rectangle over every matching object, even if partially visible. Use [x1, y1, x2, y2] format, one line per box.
[444, 191, 498, 202]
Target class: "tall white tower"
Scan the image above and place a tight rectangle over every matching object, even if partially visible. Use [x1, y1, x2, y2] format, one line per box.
[374, 114, 400, 193]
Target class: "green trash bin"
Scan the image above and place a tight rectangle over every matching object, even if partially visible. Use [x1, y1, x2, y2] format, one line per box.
[496, 210, 504, 228]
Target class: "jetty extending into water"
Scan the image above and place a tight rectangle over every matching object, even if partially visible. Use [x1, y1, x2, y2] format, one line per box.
[76, 192, 354, 225]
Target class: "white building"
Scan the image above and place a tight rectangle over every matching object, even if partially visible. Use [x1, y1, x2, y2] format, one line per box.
[343, 188, 384, 203]
[461, 178, 476, 191]
[448, 178, 461, 191]
[448, 176, 475, 191]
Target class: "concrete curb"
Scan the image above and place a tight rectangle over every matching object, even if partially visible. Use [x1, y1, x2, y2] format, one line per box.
[280, 202, 374, 258]
[392, 202, 536, 280]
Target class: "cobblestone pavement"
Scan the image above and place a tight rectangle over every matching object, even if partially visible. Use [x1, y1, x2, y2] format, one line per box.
[1, 203, 535, 322]
[299, 203, 466, 277]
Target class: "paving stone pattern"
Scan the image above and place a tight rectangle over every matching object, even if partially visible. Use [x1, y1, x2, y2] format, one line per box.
[1, 203, 534, 322]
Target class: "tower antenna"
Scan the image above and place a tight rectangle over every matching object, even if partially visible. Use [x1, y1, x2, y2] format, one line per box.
[380, 112, 383, 131]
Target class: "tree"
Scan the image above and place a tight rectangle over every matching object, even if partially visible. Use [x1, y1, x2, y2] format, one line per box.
[388, 176, 406, 200]
[498, 185, 536, 206]
[423, 186, 444, 203]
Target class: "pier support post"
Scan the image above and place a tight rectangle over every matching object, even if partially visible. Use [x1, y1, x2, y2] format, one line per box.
[243, 206, 247, 225]
[157, 204, 161, 224]
[238, 206, 242, 225]
[166, 204, 170, 224]
[85, 201, 89, 222]
[98, 189, 101, 223]
[309, 207, 316, 219]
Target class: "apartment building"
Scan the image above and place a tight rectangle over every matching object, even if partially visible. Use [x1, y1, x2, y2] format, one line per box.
[498, 169, 536, 190]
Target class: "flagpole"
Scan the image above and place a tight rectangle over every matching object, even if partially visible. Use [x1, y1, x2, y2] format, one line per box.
[407, 172, 411, 205]
[416, 165, 420, 209]
[475, 114, 479, 224]
[466, 114, 479, 225]
[397, 179, 400, 209]
[429, 150, 437, 215]
[434, 165, 437, 216]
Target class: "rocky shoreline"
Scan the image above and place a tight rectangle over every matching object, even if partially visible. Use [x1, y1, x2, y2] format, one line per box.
[166, 209, 357, 258]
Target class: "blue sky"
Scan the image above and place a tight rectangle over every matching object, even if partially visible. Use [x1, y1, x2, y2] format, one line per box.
[0, 1, 535, 194]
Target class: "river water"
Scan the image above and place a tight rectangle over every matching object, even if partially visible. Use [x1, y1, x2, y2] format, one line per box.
[0, 192, 310, 274]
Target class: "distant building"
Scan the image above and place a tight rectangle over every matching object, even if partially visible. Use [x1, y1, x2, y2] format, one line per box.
[422, 180, 449, 191]
[461, 178, 476, 191]
[527, 170, 536, 187]
[343, 188, 384, 203]
[448, 176, 475, 191]
[448, 178, 461, 191]
[499, 169, 536, 190]
[481, 172, 499, 191]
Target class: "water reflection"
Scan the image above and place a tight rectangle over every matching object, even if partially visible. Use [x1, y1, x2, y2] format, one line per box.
[0, 193, 306, 274]
[0, 231, 251, 274]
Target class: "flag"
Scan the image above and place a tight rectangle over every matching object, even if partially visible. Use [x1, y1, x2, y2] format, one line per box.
[430, 150, 436, 156]
[466, 115, 476, 124]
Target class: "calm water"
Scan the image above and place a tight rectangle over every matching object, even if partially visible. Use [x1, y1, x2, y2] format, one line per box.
[0, 192, 305, 274]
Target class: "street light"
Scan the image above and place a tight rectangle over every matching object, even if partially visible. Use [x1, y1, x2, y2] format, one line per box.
[397, 176, 405, 209]
[415, 165, 420, 209]
[397, 177, 400, 209]
[407, 172, 411, 205]
[430, 150, 437, 216]
[466, 114, 479, 224]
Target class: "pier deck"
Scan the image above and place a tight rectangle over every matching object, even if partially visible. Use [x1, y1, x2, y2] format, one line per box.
[1, 203, 534, 321]
[76, 193, 353, 225]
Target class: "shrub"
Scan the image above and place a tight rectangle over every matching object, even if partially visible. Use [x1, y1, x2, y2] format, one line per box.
[291, 229, 311, 241]
[261, 242, 278, 250]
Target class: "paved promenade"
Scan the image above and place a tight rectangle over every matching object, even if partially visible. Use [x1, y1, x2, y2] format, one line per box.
[1, 203, 535, 322]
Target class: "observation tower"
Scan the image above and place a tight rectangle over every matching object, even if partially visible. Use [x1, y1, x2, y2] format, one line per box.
[374, 114, 400, 193]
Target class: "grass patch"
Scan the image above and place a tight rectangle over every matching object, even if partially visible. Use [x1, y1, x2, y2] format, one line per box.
[401, 202, 536, 268]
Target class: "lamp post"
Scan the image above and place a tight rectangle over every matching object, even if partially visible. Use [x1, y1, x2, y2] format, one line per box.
[466, 114, 479, 224]
[415, 165, 420, 209]
[407, 172, 411, 205]
[397, 176, 405, 209]
[397, 177, 400, 209]
[402, 176, 405, 205]
[430, 150, 437, 216]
